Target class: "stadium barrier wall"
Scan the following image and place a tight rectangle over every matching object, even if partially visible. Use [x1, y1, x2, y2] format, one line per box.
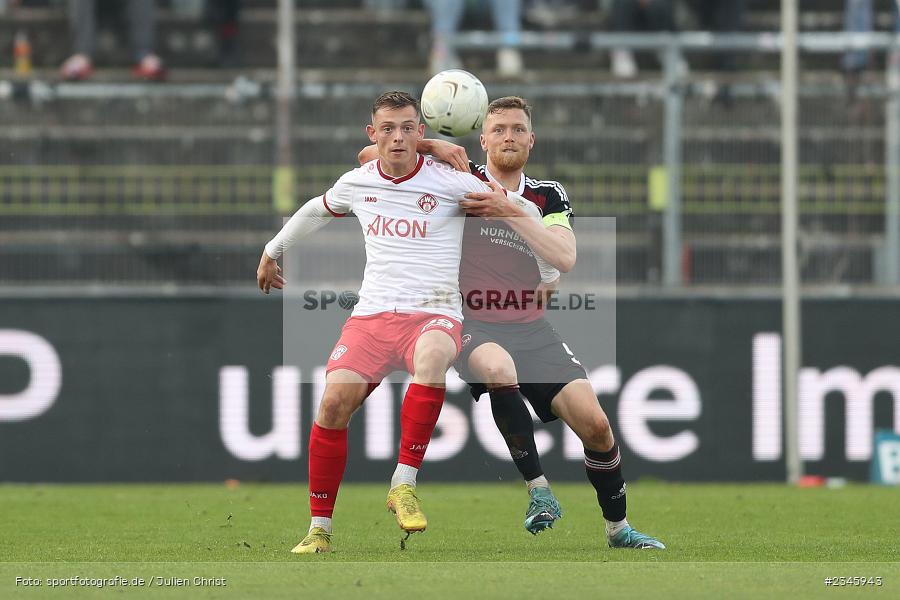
[1, 295, 898, 483]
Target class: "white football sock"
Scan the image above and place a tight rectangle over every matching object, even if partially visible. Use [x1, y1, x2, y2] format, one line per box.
[526, 475, 550, 493]
[391, 463, 418, 489]
[606, 518, 629, 538]
[309, 517, 332, 534]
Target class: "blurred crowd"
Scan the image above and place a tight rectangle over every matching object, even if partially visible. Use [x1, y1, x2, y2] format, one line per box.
[1, 0, 898, 81]
[361, 0, 899, 80]
[2, 0, 241, 80]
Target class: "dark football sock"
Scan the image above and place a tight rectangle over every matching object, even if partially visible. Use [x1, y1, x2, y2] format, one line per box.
[584, 443, 627, 522]
[489, 385, 544, 481]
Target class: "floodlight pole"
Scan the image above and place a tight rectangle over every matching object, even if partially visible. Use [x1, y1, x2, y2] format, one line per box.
[273, 0, 296, 213]
[781, 0, 803, 484]
[885, 41, 900, 284]
[662, 40, 684, 287]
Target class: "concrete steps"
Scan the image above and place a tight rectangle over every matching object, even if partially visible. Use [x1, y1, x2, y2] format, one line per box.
[1, 3, 885, 73]
[0, 1, 891, 286]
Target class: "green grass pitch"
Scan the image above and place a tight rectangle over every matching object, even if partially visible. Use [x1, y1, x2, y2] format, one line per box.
[1, 482, 898, 599]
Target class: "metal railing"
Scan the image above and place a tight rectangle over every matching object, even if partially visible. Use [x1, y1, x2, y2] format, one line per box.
[451, 31, 900, 285]
[2, 31, 900, 287]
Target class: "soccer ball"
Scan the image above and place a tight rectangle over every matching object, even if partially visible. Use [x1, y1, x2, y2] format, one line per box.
[420, 69, 489, 138]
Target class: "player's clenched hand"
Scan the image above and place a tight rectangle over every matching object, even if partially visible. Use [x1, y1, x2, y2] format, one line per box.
[257, 251, 286, 294]
[460, 181, 519, 220]
[428, 139, 470, 172]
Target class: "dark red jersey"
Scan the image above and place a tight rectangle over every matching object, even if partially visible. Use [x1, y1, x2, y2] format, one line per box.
[460, 162, 573, 323]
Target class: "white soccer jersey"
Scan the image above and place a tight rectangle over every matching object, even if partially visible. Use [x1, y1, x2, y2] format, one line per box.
[324, 154, 490, 321]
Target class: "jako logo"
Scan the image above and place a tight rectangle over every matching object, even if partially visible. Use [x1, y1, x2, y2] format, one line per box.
[330, 345, 348, 361]
[310, 492, 329, 499]
[417, 194, 438, 214]
[409, 444, 428, 451]
[365, 196, 378, 203]
[366, 215, 428, 238]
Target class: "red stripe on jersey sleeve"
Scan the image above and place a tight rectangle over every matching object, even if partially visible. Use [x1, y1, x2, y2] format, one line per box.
[323, 192, 347, 217]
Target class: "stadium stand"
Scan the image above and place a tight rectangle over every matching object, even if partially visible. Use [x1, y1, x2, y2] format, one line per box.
[0, 0, 897, 286]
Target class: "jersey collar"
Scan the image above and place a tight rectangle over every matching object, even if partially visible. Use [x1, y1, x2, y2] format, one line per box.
[483, 165, 525, 195]
[376, 153, 425, 184]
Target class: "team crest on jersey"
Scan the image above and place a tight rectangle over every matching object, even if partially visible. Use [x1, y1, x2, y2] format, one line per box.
[330, 345, 348, 361]
[417, 194, 438, 214]
[422, 318, 454, 332]
[461, 334, 472, 348]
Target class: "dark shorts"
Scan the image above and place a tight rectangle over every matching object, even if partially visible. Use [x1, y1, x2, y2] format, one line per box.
[456, 318, 588, 423]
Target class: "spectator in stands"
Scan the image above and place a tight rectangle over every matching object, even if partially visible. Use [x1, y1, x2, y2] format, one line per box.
[610, 0, 676, 78]
[425, 0, 525, 78]
[208, 0, 241, 68]
[524, 0, 580, 29]
[60, 0, 165, 81]
[685, 0, 744, 68]
[684, 0, 744, 106]
[843, 0, 899, 86]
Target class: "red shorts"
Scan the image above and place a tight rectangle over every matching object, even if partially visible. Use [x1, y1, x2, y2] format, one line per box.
[326, 311, 463, 386]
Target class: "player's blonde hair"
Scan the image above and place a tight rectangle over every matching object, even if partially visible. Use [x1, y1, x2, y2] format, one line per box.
[372, 91, 420, 119]
[485, 96, 532, 129]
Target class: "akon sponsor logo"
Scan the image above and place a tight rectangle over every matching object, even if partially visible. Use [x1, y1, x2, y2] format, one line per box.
[366, 214, 428, 238]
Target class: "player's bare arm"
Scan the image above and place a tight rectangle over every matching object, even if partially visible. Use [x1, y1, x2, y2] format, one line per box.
[358, 138, 470, 172]
[461, 181, 576, 272]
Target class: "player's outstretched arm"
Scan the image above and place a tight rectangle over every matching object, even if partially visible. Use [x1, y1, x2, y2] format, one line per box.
[461, 181, 576, 272]
[357, 139, 469, 172]
[511, 215, 576, 273]
[257, 195, 335, 294]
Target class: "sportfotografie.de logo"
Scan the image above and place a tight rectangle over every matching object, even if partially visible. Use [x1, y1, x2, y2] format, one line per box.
[298, 289, 598, 311]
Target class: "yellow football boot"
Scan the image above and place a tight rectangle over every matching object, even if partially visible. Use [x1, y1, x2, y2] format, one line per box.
[290, 527, 332, 554]
[386, 484, 427, 533]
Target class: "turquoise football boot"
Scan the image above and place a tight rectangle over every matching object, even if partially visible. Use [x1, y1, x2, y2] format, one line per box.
[607, 525, 665, 549]
[524, 487, 563, 535]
